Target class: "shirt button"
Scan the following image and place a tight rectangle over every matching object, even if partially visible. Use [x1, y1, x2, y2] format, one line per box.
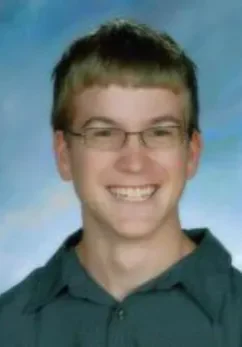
[116, 307, 125, 320]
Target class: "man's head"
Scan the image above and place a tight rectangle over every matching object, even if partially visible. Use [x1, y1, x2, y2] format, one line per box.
[52, 18, 202, 240]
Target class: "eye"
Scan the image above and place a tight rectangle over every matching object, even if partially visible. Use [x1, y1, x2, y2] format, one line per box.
[91, 128, 114, 137]
[150, 127, 173, 136]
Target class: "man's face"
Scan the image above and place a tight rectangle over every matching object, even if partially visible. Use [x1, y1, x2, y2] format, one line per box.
[54, 86, 202, 240]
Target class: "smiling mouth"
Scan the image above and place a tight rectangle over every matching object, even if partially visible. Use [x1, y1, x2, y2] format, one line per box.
[107, 185, 159, 202]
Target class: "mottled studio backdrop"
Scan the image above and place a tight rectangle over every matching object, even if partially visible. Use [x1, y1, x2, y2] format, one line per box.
[0, 0, 241, 294]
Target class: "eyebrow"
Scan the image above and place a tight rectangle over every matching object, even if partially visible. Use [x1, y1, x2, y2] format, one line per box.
[149, 115, 182, 126]
[80, 114, 182, 128]
[81, 116, 119, 128]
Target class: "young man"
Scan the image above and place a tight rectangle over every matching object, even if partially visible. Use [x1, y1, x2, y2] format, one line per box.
[0, 18, 241, 347]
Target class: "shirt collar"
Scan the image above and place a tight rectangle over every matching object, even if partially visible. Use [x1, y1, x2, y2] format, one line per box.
[153, 228, 232, 321]
[23, 231, 81, 314]
[184, 228, 232, 322]
[24, 228, 232, 321]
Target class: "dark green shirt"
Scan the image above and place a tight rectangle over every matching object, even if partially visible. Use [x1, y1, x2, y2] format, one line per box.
[0, 228, 242, 346]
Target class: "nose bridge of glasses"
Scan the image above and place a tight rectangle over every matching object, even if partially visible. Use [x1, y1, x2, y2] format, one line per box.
[122, 130, 147, 149]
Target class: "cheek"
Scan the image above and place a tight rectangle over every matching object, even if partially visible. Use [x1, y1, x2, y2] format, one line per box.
[159, 154, 188, 200]
[71, 151, 113, 189]
[172, 157, 188, 172]
[155, 149, 188, 174]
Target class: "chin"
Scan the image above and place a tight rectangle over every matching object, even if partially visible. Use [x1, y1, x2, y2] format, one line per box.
[111, 220, 159, 241]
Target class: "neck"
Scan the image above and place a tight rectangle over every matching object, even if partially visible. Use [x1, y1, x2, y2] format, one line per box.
[75, 220, 196, 301]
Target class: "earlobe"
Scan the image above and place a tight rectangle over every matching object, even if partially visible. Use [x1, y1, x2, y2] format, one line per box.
[53, 131, 72, 181]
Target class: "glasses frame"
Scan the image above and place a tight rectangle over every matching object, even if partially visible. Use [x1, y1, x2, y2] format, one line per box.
[64, 124, 189, 151]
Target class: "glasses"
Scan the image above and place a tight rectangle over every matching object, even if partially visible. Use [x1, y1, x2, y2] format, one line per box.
[65, 125, 188, 151]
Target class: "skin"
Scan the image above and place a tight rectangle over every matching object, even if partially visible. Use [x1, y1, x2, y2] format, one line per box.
[53, 85, 203, 301]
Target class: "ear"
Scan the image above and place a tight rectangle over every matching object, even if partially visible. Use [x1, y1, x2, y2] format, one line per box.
[53, 131, 73, 181]
[186, 131, 203, 180]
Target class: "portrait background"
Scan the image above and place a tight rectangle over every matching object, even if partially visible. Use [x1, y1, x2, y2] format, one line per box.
[0, 0, 241, 294]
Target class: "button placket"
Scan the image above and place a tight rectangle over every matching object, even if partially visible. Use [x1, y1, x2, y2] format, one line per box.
[107, 306, 130, 347]
[116, 307, 125, 320]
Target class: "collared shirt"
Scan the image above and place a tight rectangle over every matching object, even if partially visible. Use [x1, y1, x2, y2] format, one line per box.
[0, 228, 242, 346]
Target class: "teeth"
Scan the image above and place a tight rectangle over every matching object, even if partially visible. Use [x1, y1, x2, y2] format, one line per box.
[108, 186, 157, 202]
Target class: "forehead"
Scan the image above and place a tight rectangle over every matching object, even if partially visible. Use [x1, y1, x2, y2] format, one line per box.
[72, 85, 187, 126]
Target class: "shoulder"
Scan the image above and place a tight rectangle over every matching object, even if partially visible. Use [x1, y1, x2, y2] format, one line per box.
[225, 265, 242, 323]
[0, 266, 42, 320]
[230, 265, 242, 296]
[0, 267, 44, 345]
[0, 232, 73, 319]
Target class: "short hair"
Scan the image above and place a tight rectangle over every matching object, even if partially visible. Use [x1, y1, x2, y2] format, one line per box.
[51, 18, 200, 137]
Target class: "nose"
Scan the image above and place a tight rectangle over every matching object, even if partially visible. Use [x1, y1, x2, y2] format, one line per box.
[114, 133, 150, 173]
